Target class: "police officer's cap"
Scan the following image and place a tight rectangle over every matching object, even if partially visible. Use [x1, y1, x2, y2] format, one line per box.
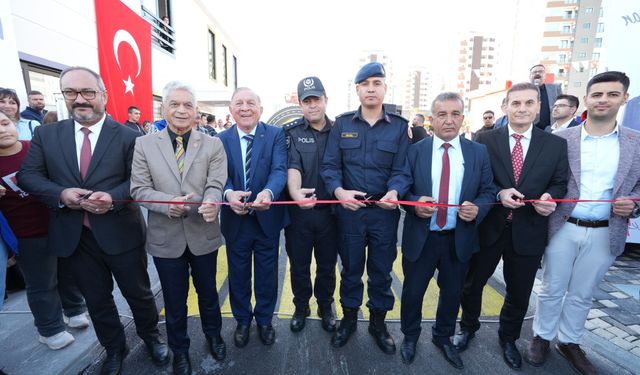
[354, 62, 386, 84]
[297, 76, 326, 101]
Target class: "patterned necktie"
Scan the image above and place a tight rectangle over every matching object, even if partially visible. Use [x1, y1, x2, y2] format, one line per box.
[175, 136, 185, 175]
[508, 133, 524, 220]
[79, 127, 92, 179]
[436, 143, 451, 229]
[243, 134, 254, 191]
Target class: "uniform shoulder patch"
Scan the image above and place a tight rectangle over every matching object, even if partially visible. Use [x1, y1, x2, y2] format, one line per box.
[283, 118, 304, 131]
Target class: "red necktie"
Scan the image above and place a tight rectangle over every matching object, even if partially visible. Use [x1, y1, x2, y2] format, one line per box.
[80, 127, 92, 228]
[436, 143, 451, 228]
[508, 134, 524, 220]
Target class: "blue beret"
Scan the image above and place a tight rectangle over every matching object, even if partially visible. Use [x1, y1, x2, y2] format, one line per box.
[354, 62, 386, 84]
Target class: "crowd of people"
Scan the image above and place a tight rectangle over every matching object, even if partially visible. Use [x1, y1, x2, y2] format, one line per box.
[0, 63, 638, 375]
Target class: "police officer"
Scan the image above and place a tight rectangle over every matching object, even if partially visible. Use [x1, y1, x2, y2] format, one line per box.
[284, 77, 338, 334]
[321, 62, 412, 354]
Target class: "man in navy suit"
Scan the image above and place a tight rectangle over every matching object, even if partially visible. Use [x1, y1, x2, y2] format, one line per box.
[399, 92, 495, 369]
[17, 66, 167, 375]
[544, 95, 580, 133]
[217, 87, 288, 348]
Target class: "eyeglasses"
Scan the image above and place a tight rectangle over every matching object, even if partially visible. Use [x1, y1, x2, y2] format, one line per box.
[61, 89, 102, 100]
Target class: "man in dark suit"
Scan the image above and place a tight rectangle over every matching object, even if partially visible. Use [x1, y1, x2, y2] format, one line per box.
[17, 67, 168, 375]
[410, 114, 427, 144]
[530, 64, 562, 130]
[454, 82, 569, 370]
[124, 105, 145, 134]
[544, 95, 580, 133]
[399, 92, 496, 369]
[217, 87, 288, 348]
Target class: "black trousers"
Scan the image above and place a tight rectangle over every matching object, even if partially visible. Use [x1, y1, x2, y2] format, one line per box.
[459, 224, 542, 342]
[401, 231, 468, 344]
[284, 207, 338, 310]
[154, 248, 221, 354]
[62, 228, 160, 354]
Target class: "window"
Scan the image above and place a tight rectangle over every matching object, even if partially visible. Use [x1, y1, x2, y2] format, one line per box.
[580, 37, 588, 43]
[584, 7, 593, 13]
[564, 10, 574, 19]
[222, 44, 228, 87]
[20, 61, 61, 112]
[559, 54, 567, 62]
[562, 25, 571, 33]
[578, 52, 587, 58]
[233, 55, 238, 90]
[208, 31, 216, 80]
[595, 37, 602, 48]
[583, 22, 591, 29]
[597, 23, 604, 32]
[560, 40, 569, 48]
[592, 52, 600, 60]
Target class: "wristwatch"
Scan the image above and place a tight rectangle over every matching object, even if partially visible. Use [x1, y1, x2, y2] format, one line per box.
[632, 201, 640, 218]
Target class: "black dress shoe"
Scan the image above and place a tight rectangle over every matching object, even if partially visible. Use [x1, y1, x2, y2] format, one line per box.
[500, 339, 522, 370]
[100, 346, 128, 375]
[318, 306, 336, 332]
[368, 309, 396, 354]
[400, 339, 417, 364]
[234, 324, 250, 348]
[257, 324, 276, 345]
[331, 307, 358, 348]
[453, 330, 475, 352]
[206, 334, 226, 361]
[432, 338, 464, 369]
[290, 306, 310, 332]
[172, 352, 192, 375]
[143, 336, 169, 365]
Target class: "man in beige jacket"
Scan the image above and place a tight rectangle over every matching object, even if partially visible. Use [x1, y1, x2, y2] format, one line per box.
[131, 81, 228, 375]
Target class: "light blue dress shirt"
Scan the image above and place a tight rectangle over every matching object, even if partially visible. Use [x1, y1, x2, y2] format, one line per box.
[571, 125, 619, 220]
[430, 135, 465, 231]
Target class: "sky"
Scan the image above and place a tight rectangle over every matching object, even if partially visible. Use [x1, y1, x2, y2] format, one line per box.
[209, 0, 540, 118]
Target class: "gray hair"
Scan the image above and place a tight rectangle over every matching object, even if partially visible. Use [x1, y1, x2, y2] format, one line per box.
[59, 66, 106, 91]
[231, 87, 261, 104]
[430, 92, 465, 114]
[162, 81, 197, 104]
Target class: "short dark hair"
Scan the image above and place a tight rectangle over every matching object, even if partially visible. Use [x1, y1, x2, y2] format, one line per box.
[555, 94, 579, 109]
[529, 64, 545, 72]
[206, 114, 215, 123]
[59, 66, 106, 91]
[128, 106, 140, 113]
[506, 82, 540, 102]
[483, 110, 495, 116]
[586, 71, 630, 94]
[0, 88, 21, 120]
[28, 90, 43, 96]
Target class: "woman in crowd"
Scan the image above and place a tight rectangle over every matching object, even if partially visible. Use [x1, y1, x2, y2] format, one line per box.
[42, 111, 58, 125]
[0, 88, 40, 140]
[0, 111, 88, 350]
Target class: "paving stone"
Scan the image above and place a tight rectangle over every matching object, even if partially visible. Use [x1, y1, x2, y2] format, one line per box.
[631, 347, 640, 357]
[614, 297, 640, 313]
[587, 318, 612, 330]
[624, 335, 637, 342]
[593, 327, 615, 340]
[599, 282, 619, 292]
[611, 337, 636, 351]
[610, 291, 631, 299]
[629, 325, 640, 335]
[607, 326, 630, 338]
[587, 308, 607, 319]
[592, 289, 612, 301]
[602, 308, 640, 325]
[606, 276, 627, 284]
[599, 300, 619, 308]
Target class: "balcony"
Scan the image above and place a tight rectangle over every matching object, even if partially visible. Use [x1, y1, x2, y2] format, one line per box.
[141, 6, 175, 54]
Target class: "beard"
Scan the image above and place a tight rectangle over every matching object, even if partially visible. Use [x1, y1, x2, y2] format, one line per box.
[70, 104, 105, 125]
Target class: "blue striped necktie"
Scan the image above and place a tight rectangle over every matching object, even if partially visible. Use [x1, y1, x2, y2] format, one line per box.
[243, 134, 254, 191]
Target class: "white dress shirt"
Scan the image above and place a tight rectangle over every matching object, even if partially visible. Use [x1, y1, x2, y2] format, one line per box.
[550, 118, 575, 133]
[430, 135, 465, 231]
[571, 124, 619, 220]
[507, 124, 533, 160]
[74, 115, 106, 170]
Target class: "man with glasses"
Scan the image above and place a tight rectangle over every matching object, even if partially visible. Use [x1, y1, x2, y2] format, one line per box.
[529, 64, 562, 130]
[18, 66, 168, 375]
[545, 95, 580, 133]
[473, 110, 496, 140]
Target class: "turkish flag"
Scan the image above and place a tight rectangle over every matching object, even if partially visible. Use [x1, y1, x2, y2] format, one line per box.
[94, 0, 152, 124]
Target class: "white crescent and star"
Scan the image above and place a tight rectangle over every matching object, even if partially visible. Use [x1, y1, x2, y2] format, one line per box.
[113, 29, 142, 95]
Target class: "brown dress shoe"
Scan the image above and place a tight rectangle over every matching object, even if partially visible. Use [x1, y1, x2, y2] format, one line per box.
[555, 342, 598, 375]
[524, 336, 549, 367]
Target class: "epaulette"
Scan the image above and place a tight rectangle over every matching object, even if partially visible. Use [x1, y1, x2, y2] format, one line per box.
[335, 110, 357, 119]
[283, 118, 304, 131]
[387, 112, 409, 123]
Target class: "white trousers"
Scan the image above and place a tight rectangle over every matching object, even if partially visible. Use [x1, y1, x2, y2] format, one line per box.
[532, 222, 616, 344]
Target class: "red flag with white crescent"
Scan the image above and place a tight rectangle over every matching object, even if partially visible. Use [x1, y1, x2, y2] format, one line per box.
[94, 0, 152, 124]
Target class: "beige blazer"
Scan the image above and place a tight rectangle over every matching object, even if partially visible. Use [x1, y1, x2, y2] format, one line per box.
[549, 125, 640, 256]
[130, 129, 227, 258]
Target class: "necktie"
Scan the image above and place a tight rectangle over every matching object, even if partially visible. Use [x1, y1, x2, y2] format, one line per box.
[436, 143, 451, 229]
[508, 133, 524, 220]
[79, 127, 92, 228]
[243, 134, 254, 191]
[79, 127, 92, 179]
[175, 136, 185, 175]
